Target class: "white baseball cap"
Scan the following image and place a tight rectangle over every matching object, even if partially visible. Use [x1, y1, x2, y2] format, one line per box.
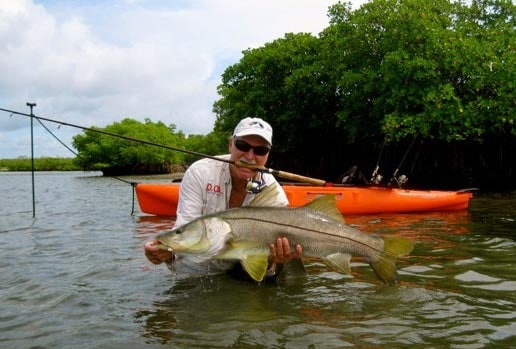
[233, 117, 273, 145]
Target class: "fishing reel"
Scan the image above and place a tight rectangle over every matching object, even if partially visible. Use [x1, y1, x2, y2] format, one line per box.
[370, 166, 383, 185]
[392, 174, 409, 187]
[371, 173, 383, 185]
[246, 174, 267, 194]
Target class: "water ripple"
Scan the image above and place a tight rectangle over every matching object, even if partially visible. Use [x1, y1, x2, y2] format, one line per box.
[2, 173, 516, 348]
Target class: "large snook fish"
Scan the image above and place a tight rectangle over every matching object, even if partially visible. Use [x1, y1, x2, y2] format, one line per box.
[155, 183, 413, 284]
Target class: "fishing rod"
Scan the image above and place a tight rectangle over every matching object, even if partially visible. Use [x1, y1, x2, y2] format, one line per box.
[370, 142, 385, 184]
[1, 107, 326, 186]
[369, 136, 417, 187]
[389, 136, 417, 187]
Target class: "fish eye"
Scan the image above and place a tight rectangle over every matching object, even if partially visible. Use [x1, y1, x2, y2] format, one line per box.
[174, 228, 182, 235]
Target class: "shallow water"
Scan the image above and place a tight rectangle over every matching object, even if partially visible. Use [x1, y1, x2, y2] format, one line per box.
[1, 172, 515, 348]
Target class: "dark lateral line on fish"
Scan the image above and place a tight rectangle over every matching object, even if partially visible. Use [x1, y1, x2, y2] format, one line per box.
[226, 216, 385, 254]
[1, 107, 325, 185]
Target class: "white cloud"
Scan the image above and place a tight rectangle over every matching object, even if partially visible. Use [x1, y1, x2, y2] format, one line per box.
[0, 0, 367, 158]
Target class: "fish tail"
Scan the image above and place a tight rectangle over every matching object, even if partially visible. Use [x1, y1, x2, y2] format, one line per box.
[371, 236, 413, 284]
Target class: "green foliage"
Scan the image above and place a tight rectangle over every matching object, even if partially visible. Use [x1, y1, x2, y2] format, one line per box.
[183, 130, 229, 164]
[213, 0, 515, 147]
[72, 118, 186, 173]
[0, 157, 79, 171]
[213, 32, 341, 154]
[327, 0, 515, 142]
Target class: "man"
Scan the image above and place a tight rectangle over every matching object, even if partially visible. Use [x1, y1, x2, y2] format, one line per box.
[144, 117, 303, 278]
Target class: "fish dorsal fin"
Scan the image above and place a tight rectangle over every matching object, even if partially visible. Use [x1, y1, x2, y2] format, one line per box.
[248, 182, 283, 207]
[304, 195, 345, 224]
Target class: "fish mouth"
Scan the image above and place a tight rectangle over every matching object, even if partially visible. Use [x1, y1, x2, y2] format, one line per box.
[155, 241, 175, 253]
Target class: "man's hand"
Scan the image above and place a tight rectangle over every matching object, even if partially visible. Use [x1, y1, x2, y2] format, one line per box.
[268, 237, 303, 266]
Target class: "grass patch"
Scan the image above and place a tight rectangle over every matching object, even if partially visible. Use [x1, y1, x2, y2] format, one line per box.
[0, 157, 81, 171]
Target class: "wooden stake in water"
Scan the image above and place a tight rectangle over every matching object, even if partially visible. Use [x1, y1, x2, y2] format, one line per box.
[27, 102, 37, 218]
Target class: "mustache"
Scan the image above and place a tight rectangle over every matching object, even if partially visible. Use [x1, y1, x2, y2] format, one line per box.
[237, 158, 257, 165]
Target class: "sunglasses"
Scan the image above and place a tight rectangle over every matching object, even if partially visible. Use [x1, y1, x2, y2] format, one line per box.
[233, 139, 271, 156]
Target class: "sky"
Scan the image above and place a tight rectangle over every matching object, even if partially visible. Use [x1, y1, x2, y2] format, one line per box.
[0, 0, 367, 158]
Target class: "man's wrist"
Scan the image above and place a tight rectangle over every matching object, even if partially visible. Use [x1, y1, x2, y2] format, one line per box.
[265, 263, 276, 277]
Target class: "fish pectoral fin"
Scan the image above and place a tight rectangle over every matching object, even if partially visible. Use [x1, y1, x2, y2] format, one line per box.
[324, 253, 352, 275]
[241, 255, 270, 282]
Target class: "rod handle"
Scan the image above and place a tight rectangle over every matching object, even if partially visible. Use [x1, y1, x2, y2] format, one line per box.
[235, 161, 326, 186]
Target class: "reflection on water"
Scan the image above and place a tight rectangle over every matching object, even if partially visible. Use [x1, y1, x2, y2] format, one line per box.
[135, 215, 175, 236]
[136, 278, 291, 346]
[1, 172, 515, 348]
[469, 195, 516, 240]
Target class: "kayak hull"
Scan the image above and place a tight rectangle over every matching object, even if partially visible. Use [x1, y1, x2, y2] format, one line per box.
[135, 183, 473, 216]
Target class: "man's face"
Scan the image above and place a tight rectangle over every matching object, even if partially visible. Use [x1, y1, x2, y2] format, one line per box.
[229, 135, 271, 180]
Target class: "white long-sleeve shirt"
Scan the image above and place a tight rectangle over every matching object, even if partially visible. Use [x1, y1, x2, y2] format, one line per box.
[174, 154, 289, 228]
[168, 155, 289, 277]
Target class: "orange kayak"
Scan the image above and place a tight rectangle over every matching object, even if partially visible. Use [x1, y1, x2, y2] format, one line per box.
[135, 183, 473, 216]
